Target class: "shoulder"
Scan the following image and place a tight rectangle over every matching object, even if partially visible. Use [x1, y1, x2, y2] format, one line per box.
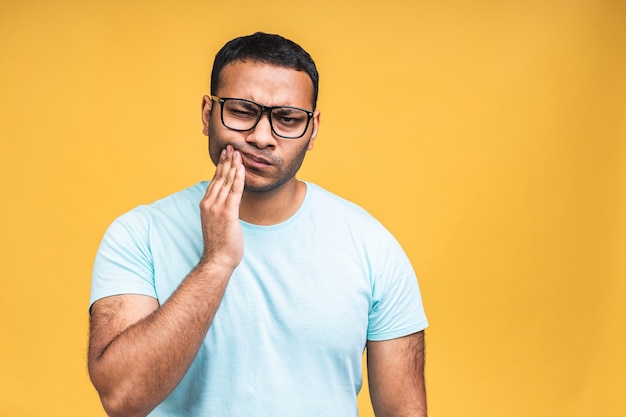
[118, 182, 206, 221]
[304, 182, 394, 242]
[306, 182, 377, 221]
[103, 182, 206, 239]
[142, 181, 207, 216]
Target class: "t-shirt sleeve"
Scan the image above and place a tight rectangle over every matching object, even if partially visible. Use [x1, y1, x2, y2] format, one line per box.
[89, 208, 157, 311]
[367, 230, 428, 341]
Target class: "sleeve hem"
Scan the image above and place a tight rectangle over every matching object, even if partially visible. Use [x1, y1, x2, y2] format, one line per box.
[88, 288, 157, 313]
[367, 319, 429, 342]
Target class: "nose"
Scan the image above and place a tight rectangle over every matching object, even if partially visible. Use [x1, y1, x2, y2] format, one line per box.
[246, 111, 276, 149]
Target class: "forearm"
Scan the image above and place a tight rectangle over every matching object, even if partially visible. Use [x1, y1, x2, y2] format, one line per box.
[88, 262, 233, 417]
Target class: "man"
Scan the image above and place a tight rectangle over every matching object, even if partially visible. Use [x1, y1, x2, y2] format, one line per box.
[88, 32, 428, 417]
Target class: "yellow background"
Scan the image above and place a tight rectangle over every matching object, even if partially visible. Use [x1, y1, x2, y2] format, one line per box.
[1, 1, 625, 416]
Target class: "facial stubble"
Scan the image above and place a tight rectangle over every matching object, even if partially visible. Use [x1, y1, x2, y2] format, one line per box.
[207, 119, 312, 194]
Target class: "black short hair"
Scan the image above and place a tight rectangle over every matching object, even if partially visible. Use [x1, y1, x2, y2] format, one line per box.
[210, 32, 319, 109]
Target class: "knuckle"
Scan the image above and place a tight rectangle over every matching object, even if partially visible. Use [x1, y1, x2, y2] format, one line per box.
[199, 199, 211, 210]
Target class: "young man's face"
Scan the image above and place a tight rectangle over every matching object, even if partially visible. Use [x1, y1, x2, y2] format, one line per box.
[202, 61, 320, 194]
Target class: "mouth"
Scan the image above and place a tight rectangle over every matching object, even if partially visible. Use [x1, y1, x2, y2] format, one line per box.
[240, 151, 273, 169]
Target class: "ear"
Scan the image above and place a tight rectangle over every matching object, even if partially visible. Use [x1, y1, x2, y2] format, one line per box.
[307, 110, 321, 151]
[201, 95, 213, 136]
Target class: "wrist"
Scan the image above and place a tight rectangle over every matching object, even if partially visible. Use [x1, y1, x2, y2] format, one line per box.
[195, 255, 238, 277]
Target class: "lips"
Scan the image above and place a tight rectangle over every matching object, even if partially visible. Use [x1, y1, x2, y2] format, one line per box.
[241, 151, 273, 168]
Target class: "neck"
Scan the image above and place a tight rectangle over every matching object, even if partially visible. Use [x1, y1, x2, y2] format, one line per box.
[239, 179, 307, 225]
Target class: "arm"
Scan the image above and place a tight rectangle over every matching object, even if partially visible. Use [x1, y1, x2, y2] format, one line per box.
[367, 331, 427, 417]
[88, 146, 245, 417]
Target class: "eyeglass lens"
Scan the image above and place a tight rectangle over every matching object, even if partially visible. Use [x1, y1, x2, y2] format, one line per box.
[222, 99, 309, 138]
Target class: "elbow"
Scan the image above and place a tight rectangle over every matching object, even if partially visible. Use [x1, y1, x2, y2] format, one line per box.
[89, 368, 152, 417]
[100, 396, 139, 417]
[99, 393, 126, 417]
[97, 387, 153, 417]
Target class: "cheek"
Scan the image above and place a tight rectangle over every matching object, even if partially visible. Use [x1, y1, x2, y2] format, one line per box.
[207, 122, 223, 166]
[284, 140, 311, 171]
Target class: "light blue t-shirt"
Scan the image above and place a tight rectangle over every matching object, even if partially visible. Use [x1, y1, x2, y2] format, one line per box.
[91, 181, 428, 416]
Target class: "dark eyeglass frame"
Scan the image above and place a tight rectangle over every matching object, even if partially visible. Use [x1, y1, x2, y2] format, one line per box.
[210, 95, 314, 139]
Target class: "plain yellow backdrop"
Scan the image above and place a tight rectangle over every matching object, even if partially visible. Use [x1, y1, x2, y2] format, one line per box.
[1, 1, 625, 416]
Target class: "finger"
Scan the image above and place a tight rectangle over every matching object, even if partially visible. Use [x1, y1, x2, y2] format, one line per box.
[225, 160, 245, 208]
[216, 146, 235, 182]
[205, 147, 234, 201]
[226, 151, 244, 196]
[214, 149, 241, 202]
[203, 148, 225, 199]
[213, 148, 227, 180]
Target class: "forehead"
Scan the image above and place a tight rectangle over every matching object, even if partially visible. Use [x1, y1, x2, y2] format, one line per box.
[216, 60, 314, 108]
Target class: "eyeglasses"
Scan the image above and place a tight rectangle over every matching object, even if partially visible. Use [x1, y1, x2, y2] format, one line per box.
[210, 96, 314, 139]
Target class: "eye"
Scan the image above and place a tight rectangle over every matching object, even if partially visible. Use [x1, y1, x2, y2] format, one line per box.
[277, 116, 297, 124]
[273, 109, 307, 125]
[225, 100, 260, 119]
[232, 108, 256, 117]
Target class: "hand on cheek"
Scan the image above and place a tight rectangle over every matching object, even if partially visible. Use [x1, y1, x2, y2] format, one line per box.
[198, 145, 246, 270]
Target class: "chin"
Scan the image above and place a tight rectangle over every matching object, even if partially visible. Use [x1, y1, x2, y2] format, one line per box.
[243, 182, 280, 194]
[243, 175, 292, 194]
